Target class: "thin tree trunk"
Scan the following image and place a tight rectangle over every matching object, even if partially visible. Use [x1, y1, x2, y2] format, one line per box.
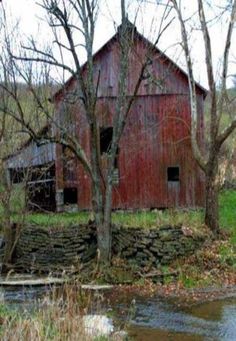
[3, 225, 15, 266]
[0, 168, 15, 268]
[103, 177, 113, 261]
[204, 160, 220, 234]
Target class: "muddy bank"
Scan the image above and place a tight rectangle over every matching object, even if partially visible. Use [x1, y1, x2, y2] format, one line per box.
[109, 283, 236, 308]
[157, 284, 236, 307]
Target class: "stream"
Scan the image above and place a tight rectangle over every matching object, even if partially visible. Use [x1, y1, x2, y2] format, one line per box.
[126, 296, 236, 340]
[0, 283, 236, 340]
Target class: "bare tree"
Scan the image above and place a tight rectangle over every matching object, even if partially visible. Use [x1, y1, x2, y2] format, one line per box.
[0, 82, 29, 267]
[170, 0, 236, 233]
[1, 0, 172, 264]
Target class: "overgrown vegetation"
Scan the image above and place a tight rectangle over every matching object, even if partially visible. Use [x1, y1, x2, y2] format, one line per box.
[0, 284, 115, 341]
[157, 190, 236, 289]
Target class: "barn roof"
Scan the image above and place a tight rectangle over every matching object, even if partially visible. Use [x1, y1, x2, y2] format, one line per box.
[4, 125, 56, 168]
[52, 20, 208, 101]
[5, 140, 55, 169]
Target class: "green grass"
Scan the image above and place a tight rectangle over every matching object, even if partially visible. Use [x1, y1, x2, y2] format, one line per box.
[219, 190, 236, 230]
[23, 211, 90, 227]
[19, 207, 204, 230]
[1, 188, 235, 232]
[22, 190, 235, 231]
[219, 190, 236, 246]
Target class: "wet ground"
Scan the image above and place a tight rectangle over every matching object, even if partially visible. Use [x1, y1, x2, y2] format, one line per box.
[0, 281, 236, 340]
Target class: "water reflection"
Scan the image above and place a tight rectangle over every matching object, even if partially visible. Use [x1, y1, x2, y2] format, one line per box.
[0, 285, 51, 307]
[128, 297, 236, 341]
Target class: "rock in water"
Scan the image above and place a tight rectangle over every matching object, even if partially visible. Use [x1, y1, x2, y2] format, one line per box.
[83, 314, 114, 336]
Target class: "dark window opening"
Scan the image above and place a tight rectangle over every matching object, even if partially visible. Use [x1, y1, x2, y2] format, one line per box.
[10, 164, 55, 184]
[113, 147, 120, 185]
[64, 187, 78, 205]
[100, 127, 113, 154]
[100, 127, 120, 184]
[10, 168, 25, 184]
[167, 167, 180, 182]
[30, 165, 55, 182]
[27, 181, 56, 212]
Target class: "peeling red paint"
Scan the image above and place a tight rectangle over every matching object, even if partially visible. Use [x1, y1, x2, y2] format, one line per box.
[55, 30, 206, 210]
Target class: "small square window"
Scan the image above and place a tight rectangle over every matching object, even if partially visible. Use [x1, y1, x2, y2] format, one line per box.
[167, 167, 179, 182]
[64, 187, 78, 204]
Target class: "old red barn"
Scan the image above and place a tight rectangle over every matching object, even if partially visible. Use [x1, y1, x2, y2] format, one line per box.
[5, 22, 206, 211]
[53, 23, 206, 212]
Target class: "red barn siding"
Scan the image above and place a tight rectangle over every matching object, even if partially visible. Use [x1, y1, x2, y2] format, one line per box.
[55, 94, 205, 210]
[54, 28, 206, 211]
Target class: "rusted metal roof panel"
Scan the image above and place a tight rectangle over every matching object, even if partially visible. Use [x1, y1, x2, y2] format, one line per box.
[6, 141, 56, 168]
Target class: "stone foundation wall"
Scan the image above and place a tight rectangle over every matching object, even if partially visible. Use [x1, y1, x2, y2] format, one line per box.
[14, 224, 204, 271]
[113, 225, 204, 267]
[14, 224, 97, 271]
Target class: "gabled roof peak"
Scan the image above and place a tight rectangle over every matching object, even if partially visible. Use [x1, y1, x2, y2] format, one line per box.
[117, 17, 137, 35]
[52, 20, 207, 101]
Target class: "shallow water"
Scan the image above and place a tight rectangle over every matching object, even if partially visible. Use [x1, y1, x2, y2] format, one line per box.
[127, 296, 236, 341]
[1, 284, 236, 340]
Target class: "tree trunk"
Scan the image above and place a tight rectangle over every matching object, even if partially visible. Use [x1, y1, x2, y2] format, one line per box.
[96, 221, 111, 264]
[103, 178, 113, 262]
[205, 162, 220, 234]
[89, 118, 111, 264]
[0, 168, 15, 269]
[2, 224, 16, 267]
[92, 179, 111, 264]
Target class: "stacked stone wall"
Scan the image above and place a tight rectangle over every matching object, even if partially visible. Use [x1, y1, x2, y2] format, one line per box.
[113, 225, 203, 267]
[14, 224, 97, 271]
[14, 224, 204, 271]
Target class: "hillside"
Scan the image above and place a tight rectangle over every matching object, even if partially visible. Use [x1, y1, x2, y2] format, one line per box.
[0, 82, 56, 159]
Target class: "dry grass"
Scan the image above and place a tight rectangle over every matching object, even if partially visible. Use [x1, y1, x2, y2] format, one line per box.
[0, 283, 113, 341]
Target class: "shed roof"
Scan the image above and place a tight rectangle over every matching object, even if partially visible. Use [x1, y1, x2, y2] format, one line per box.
[5, 141, 55, 169]
[5, 125, 55, 169]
